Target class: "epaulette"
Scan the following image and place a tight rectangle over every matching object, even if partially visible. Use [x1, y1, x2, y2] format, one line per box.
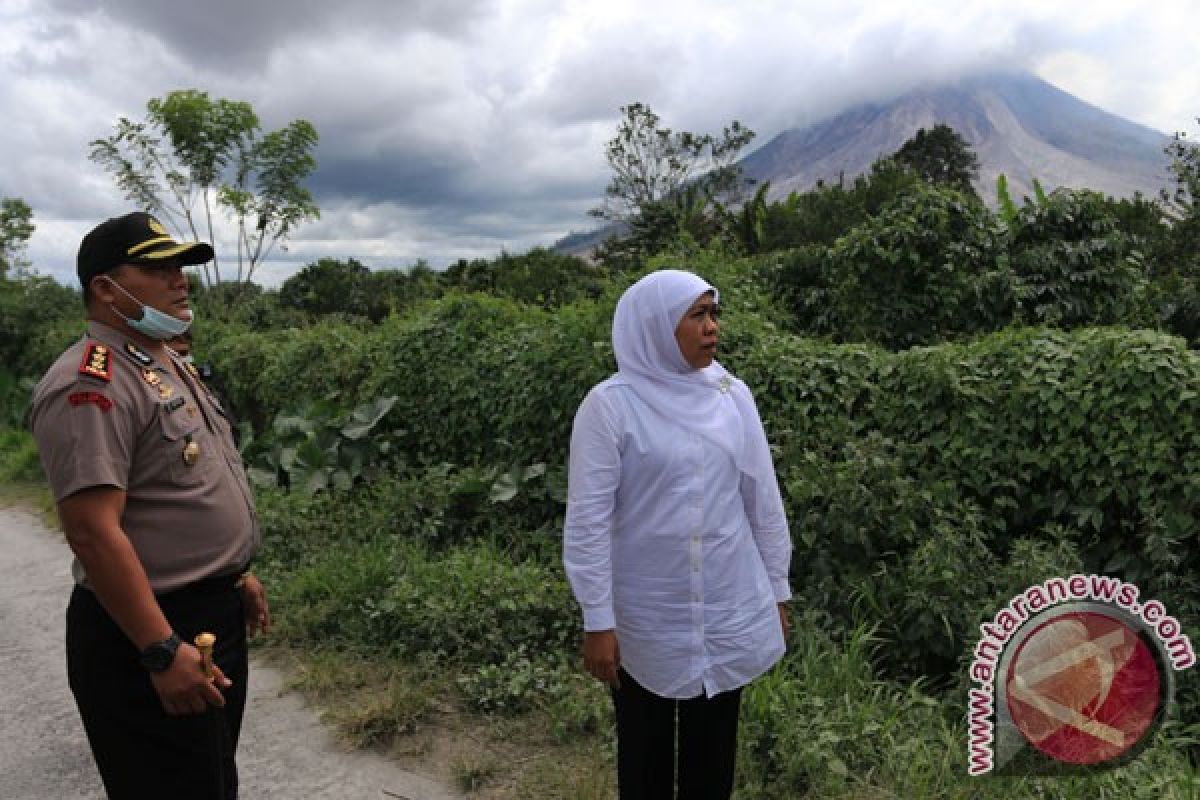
[78, 342, 112, 382]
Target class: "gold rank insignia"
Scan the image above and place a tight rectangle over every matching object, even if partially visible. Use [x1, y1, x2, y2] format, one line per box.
[182, 438, 200, 467]
[158, 384, 175, 400]
[78, 343, 112, 382]
[141, 368, 161, 386]
[186, 405, 198, 417]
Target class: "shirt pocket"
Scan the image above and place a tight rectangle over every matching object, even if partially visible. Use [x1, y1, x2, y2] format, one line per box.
[159, 411, 214, 487]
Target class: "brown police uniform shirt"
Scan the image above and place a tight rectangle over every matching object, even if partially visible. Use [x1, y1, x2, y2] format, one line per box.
[30, 321, 259, 593]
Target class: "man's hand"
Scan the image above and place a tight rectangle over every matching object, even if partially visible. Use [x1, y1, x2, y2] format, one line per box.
[149, 642, 232, 715]
[582, 629, 621, 687]
[778, 602, 791, 643]
[239, 573, 271, 636]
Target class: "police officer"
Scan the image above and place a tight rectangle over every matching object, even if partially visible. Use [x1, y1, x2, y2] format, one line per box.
[29, 211, 269, 800]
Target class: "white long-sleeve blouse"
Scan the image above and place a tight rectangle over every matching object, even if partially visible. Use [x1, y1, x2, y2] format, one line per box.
[563, 378, 793, 699]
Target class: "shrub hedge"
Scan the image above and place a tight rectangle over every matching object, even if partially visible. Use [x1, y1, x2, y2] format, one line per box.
[202, 272, 1200, 690]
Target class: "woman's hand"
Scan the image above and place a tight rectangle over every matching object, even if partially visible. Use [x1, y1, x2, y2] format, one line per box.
[582, 629, 621, 687]
[778, 603, 790, 643]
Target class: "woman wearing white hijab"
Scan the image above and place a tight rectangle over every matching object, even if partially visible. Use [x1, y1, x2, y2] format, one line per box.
[564, 269, 792, 799]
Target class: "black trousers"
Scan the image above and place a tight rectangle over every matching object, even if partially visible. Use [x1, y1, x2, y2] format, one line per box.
[66, 577, 248, 800]
[611, 668, 743, 800]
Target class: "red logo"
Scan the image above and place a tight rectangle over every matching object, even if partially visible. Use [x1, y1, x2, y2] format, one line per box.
[1005, 611, 1162, 765]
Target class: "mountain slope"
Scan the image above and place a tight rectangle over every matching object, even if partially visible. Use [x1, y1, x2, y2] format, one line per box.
[738, 72, 1172, 203]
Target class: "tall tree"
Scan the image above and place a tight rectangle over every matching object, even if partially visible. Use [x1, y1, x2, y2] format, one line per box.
[0, 197, 35, 279]
[219, 119, 319, 284]
[90, 89, 319, 286]
[893, 124, 981, 196]
[1160, 121, 1200, 269]
[591, 102, 755, 223]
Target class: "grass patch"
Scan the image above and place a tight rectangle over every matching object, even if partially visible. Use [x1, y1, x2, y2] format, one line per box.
[0, 428, 45, 484]
[0, 481, 54, 519]
[272, 646, 445, 749]
[451, 754, 498, 793]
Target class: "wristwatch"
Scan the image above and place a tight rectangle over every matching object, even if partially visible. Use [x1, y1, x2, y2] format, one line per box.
[139, 632, 183, 672]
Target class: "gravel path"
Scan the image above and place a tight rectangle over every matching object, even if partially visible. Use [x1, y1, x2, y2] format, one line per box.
[0, 505, 462, 800]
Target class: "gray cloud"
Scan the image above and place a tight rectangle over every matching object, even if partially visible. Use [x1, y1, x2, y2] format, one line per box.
[44, 0, 492, 69]
[4, 0, 1196, 289]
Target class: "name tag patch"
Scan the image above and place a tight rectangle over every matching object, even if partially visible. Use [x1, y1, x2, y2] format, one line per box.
[68, 391, 114, 412]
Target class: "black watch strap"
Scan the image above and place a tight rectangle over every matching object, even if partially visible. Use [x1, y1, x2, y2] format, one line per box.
[139, 632, 183, 672]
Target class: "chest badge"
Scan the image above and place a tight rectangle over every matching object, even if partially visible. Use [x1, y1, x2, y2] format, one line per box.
[125, 343, 154, 367]
[158, 384, 175, 400]
[182, 437, 200, 467]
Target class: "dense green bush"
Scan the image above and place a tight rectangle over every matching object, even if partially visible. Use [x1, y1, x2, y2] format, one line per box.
[872, 328, 1199, 596]
[265, 532, 576, 664]
[1009, 188, 1154, 328]
[0, 276, 84, 378]
[278, 258, 380, 319]
[0, 427, 43, 483]
[774, 184, 1009, 348]
[444, 248, 608, 308]
[0, 370, 35, 428]
[225, 281, 1199, 704]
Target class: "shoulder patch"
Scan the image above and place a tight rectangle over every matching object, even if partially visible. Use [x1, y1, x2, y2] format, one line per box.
[68, 391, 114, 412]
[78, 342, 112, 382]
[125, 342, 154, 367]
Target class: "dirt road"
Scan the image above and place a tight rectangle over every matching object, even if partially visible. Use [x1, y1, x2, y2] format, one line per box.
[0, 505, 461, 800]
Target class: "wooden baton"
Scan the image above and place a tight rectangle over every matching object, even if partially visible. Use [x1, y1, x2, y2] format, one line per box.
[194, 632, 216, 679]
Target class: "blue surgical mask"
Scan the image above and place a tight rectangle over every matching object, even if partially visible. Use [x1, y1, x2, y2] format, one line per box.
[106, 278, 193, 340]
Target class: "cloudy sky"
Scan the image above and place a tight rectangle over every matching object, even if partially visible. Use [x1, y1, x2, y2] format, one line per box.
[2, 0, 1196, 287]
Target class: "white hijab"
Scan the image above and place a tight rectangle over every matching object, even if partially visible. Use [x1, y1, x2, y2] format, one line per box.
[611, 269, 777, 487]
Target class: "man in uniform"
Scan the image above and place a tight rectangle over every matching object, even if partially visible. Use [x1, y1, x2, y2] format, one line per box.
[29, 211, 270, 799]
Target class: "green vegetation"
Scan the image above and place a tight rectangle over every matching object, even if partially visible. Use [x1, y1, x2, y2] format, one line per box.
[0, 197, 35, 278]
[2, 117, 1200, 797]
[90, 89, 319, 285]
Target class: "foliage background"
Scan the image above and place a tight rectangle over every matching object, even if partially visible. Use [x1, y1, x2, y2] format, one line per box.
[3, 128, 1200, 796]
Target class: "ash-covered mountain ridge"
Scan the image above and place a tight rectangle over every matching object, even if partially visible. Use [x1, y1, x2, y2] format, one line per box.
[741, 71, 1171, 203]
[557, 72, 1173, 254]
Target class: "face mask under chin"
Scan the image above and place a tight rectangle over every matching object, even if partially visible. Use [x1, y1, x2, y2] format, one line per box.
[105, 278, 194, 340]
